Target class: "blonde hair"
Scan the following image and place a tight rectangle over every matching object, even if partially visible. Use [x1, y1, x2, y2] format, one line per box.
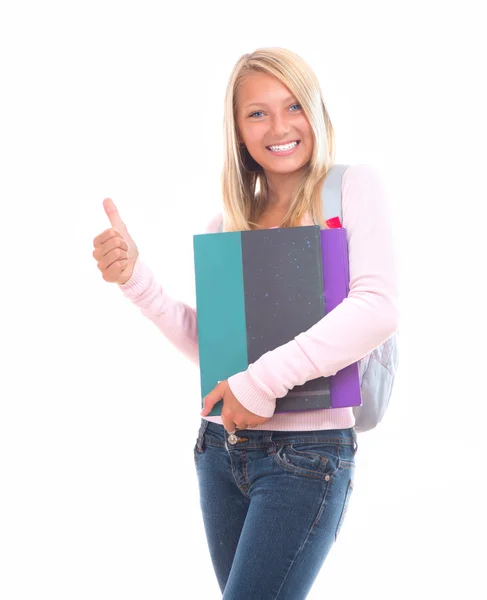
[220, 47, 336, 232]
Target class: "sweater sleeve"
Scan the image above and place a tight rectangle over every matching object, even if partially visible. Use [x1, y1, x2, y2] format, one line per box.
[117, 212, 223, 365]
[227, 164, 400, 418]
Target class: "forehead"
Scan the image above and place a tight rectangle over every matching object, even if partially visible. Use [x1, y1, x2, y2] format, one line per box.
[236, 71, 294, 109]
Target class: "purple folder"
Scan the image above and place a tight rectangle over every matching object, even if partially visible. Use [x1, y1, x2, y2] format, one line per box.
[321, 228, 362, 409]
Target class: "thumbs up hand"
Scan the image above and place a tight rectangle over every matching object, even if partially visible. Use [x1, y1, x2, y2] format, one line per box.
[92, 198, 140, 285]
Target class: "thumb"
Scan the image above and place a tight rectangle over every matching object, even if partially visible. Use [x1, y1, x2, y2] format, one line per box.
[201, 383, 223, 416]
[103, 197, 127, 233]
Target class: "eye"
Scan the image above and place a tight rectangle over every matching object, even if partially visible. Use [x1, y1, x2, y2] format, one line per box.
[248, 104, 301, 118]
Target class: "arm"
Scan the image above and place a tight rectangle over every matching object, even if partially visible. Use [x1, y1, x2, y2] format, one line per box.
[117, 212, 223, 366]
[227, 164, 400, 418]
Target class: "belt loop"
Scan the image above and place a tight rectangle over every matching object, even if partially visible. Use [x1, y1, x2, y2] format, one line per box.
[268, 430, 277, 454]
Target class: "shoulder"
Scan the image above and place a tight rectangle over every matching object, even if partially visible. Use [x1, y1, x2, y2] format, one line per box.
[339, 163, 395, 241]
[342, 163, 384, 189]
[202, 212, 223, 234]
[341, 163, 390, 224]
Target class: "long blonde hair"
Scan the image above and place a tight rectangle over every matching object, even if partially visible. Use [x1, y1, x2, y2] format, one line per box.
[220, 47, 336, 232]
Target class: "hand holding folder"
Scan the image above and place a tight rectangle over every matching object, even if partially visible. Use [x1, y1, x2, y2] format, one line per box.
[200, 379, 271, 429]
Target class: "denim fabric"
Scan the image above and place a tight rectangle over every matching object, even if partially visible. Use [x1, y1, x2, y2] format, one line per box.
[193, 419, 358, 599]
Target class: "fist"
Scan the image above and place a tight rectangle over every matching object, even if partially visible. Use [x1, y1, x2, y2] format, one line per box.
[92, 198, 139, 285]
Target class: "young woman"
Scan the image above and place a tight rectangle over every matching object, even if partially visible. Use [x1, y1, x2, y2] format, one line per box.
[93, 47, 399, 599]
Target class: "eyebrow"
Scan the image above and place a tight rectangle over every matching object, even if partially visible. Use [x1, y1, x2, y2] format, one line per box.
[243, 95, 297, 109]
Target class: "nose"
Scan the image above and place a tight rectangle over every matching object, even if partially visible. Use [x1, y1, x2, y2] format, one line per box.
[269, 112, 292, 138]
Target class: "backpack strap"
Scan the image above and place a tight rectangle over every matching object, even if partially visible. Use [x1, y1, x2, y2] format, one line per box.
[320, 163, 349, 225]
[216, 163, 349, 232]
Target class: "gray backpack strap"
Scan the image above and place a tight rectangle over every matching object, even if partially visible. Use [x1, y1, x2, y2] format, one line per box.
[320, 163, 349, 223]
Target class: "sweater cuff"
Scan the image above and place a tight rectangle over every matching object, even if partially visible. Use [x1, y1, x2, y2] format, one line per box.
[118, 256, 151, 297]
[227, 370, 276, 418]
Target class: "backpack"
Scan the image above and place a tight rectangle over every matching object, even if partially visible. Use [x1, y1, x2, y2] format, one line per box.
[320, 164, 399, 433]
[217, 163, 399, 433]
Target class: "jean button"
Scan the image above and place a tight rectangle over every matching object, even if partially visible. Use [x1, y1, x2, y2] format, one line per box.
[228, 433, 238, 445]
[325, 474, 331, 481]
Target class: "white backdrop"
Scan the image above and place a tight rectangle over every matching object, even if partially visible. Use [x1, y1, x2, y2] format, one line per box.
[1, 1, 486, 598]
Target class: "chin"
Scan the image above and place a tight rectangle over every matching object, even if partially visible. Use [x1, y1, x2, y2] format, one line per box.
[264, 161, 308, 175]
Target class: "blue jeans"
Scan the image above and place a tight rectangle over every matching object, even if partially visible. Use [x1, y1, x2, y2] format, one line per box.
[193, 419, 358, 599]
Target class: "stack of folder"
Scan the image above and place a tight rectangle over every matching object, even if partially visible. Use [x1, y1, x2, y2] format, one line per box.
[192, 225, 362, 417]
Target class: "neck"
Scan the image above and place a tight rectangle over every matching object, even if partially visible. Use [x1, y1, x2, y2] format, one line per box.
[263, 168, 304, 211]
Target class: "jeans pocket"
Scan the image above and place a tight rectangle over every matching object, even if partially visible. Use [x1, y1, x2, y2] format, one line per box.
[335, 477, 354, 540]
[194, 441, 201, 460]
[275, 442, 340, 481]
[193, 427, 204, 465]
[194, 419, 209, 457]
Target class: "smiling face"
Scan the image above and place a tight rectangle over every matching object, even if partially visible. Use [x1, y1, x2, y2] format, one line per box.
[235, 71, 314, 176]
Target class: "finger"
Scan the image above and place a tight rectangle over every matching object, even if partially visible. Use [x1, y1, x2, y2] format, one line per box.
[93, 228, 124, 249]
[102, 258, 129, 281]
[97, 247, 128, 272]
[221, 412, 237, 434]
[200, 386, 223, 417]
[103, 197, 127, 233]
[93, 235, 128, 260]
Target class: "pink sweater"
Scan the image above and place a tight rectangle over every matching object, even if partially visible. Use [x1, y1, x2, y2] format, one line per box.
[118, 164, 400, 431]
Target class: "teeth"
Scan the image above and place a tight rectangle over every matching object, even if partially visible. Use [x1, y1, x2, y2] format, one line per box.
[268, 141, 298, 151]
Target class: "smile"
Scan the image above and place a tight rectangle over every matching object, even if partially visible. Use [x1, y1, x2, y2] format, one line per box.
[266, 140, 301, 155]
